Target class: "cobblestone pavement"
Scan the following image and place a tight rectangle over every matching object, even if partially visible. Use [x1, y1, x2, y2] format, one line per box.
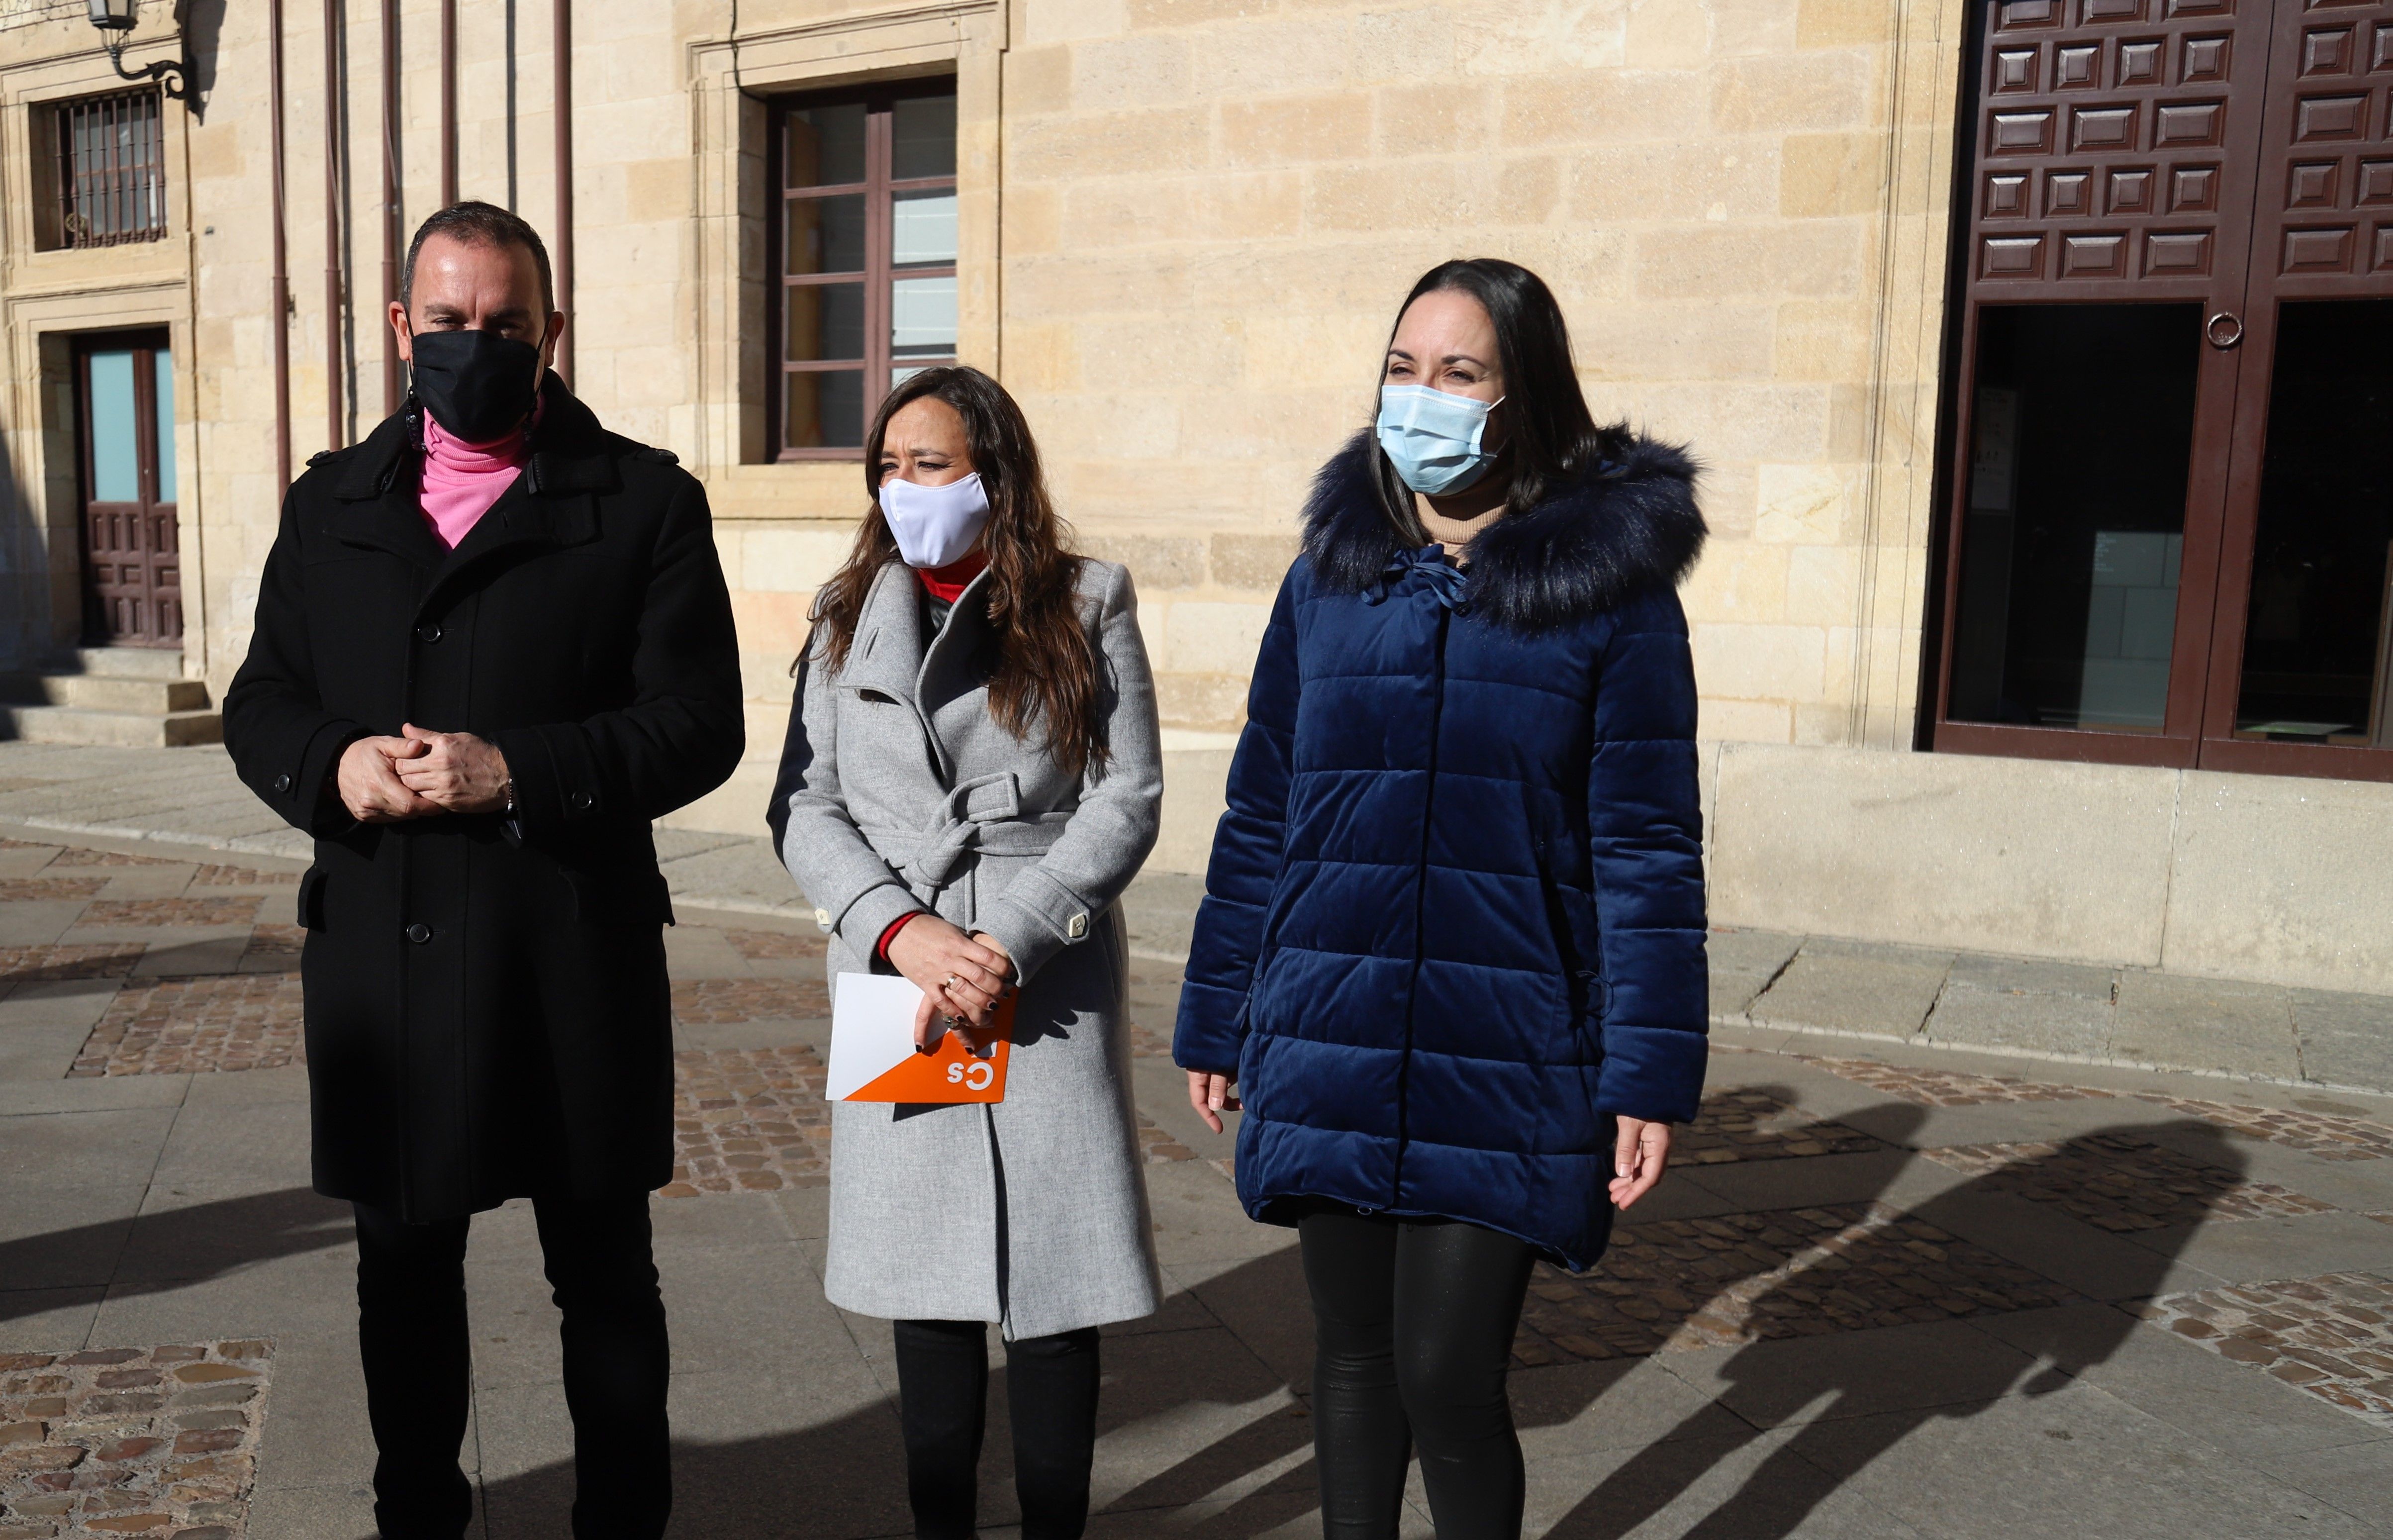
[5, 823, 2393, 1538]
[664, 1046, 831, 1198]
[1921, 1134, 2339, 1230]
[0, 1342, 273, 1539]
[2139, 1274, 2393, 1427]
[1513, 1205, 2081, 1365]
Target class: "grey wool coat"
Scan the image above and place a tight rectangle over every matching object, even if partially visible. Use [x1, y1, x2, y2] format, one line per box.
[769, 557, 1165, 1340]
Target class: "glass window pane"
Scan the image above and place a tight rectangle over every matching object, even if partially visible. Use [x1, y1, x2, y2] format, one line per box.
[891, 276, 957, 360]
[784, 102, 866, 189]
[153, 348, 174, 500]
[892, 94, 957, 180]
[893, 191, 957, 269]
[87, 349, 139, 503]
[785, 370, 864, 451]
[1946, 304, 2201, 732]
[2233, 299, 2393, 745]
[785, 283, 865, 363]
[785, 194, 865, 277]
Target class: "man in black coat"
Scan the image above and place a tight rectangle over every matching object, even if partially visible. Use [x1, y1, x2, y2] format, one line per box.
[224, 202, 743, 1538]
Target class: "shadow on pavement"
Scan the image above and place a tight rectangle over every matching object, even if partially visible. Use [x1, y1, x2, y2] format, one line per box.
[0, 1185, 352, 1324]
[0, 1106, 2237, 1537]
[1546, 1118, 2241, 1540]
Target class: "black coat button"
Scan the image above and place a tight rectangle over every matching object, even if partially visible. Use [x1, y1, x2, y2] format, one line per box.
[416, 622, 442, 643]
[273, 773, 294, 794]
[405, 923, 432, 944]
[571, 791, 594, 812]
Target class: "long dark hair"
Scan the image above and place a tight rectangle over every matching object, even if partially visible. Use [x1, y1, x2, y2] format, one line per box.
[1370, 259, 1626, 541]
[809, 366, 1107, 780]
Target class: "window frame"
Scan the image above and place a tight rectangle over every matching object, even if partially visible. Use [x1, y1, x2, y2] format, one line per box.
[764, 79, 959, 462]
[46, 88, 169, 251]
[1921, 0, 2393, 785]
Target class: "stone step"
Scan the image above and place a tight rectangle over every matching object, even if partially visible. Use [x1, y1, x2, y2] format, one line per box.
[0, 703, 224, 749]
[0, 672, 210, 713]
[70, 647, 187, 681]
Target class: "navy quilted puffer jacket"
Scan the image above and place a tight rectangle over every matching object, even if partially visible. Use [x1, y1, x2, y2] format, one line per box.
[1173, 430, 1710, 1271]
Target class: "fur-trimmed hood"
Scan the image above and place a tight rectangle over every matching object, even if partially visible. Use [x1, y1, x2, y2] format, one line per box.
[1300, 429, 1706, 632]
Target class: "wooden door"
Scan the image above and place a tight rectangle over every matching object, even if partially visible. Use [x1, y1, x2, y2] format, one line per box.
[1933, 0, 2393, 781]
[75, 331, 181, 647]
[1935, 0, 2276, 766]
[2197, 0, 2393, 774]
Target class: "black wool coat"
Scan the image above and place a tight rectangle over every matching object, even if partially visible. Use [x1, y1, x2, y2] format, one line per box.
[224, 375, 744, 1221]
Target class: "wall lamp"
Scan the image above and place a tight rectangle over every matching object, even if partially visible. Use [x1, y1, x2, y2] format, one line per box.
[87, 0, 191, 100]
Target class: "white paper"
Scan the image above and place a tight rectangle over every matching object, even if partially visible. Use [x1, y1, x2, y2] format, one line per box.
[826, 972, 930, 1100]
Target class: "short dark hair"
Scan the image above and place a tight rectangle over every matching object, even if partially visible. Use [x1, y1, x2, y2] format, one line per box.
[400, 201, 555, 315]
[1370, 259, 1621, 538]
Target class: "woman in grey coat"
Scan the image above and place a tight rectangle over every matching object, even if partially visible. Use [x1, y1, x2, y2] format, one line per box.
[769, 366, 1163, 1540]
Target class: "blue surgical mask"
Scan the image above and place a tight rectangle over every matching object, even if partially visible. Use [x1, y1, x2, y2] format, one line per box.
[1376, 385, 1506, 496]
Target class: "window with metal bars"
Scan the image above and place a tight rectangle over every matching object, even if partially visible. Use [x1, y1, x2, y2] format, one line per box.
[766, 82, 959, 458]
[50, 89, 168, 250]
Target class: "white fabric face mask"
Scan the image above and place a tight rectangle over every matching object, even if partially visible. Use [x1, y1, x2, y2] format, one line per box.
[878, 472, 992, 569]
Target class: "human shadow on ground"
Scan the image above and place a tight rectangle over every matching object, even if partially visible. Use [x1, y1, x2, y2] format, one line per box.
[1544, 1117, 2244, 1539]
[320, 1106, 2246, 1538]
[0, 1185, 351, 1324]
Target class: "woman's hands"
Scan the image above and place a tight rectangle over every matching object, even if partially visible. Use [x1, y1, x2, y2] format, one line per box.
[1186, 1071, 1241, 1135]
[1610, 1117, 1673, 1210]
[887, 916, 1014, 1048]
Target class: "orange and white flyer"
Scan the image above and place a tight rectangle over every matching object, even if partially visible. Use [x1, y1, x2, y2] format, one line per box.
[826, 972, 1012, 1103]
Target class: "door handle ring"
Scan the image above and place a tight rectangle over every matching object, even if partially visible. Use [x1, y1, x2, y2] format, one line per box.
[2205, 311, 2244, 349]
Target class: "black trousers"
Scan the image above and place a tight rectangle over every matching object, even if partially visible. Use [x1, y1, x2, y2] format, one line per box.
[1298, 1207, 1538, 1540]
[892, 1318, 1103, 1540]
[352, 1194, 672, 1540]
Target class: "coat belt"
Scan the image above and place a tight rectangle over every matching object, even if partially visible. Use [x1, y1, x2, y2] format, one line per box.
[862, 772, 1070, 892]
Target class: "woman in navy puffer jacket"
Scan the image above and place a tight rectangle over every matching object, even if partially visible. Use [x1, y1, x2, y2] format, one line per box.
[1174, 259, 1708, 1540]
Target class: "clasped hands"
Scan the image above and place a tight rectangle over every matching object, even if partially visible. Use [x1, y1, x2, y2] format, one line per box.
[886, 914, 1015, 1050]
[1182, 1072, 1676, 1210]
[335, 724, 510, 823]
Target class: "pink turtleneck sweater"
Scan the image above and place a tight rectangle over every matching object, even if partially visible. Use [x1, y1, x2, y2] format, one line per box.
[418, 406, 535, 549]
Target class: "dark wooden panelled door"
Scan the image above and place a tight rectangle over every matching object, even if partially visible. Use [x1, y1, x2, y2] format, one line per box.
[1935, 0, 2393, 780]
[74, 331, 182, 647]
[2199, 0, 2393, 773]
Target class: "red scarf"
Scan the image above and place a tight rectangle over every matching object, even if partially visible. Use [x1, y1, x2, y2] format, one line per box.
[914, 549, 989, 603]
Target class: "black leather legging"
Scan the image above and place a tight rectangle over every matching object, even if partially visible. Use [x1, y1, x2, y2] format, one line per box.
[353, 1195, 671, 1540]
[1299, 1207, 1538, 1540]
[893, 1318, 1103, 1540]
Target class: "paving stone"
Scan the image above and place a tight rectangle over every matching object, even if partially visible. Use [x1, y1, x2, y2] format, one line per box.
[721, 928, 826, 962]
[2136, 1272, 2393, 1429]
[188, 866, 295, 888]
[2113, 970, 2302, 1080]
[1799, 1056, 2117, 1108]
[0, 879, 102, 904]
[1674, 1089, 1882, 1166]
[74, 898, 261, 929]
[1922, 1133, 2337, 1231]
[662, 1046, 830, 1197]
[2126, 1093, 2393, 1161]
[670, 975, 830, 1024]
[0, 1339, 273, 1538]
[1707, 928, 1803, 1020]
[1746, 941, 1951, 1041]
[70, 977, 307, 1078]
[41, 849, 181, 869]
[2292, 988, 2393, 1096]
[1808, 1057, 2393, 1161]
[1511, 1204, 2080, 1367]
[1923, 958, 2116, 1057]
[0, 947, 146, 985]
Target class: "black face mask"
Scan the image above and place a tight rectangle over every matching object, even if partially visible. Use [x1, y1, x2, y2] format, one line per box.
[408, 327, 543, 443]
